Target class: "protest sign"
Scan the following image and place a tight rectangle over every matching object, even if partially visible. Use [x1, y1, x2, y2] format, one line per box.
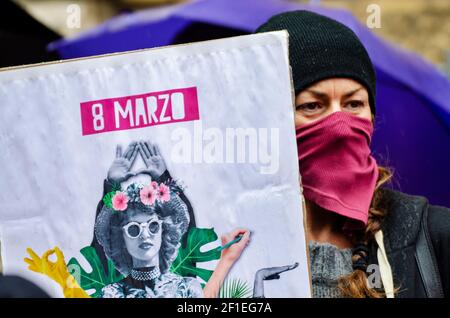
[0, 31, 310, 297]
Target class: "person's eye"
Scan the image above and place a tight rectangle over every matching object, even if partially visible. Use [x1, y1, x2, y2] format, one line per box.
[345, 100, 365, 110]
[296, 102, 323, 113]
[148, 221, 160, 234]
[127, 224, 140, 237]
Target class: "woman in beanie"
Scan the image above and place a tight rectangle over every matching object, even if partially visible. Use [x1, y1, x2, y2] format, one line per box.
[257, 11, 449, 298]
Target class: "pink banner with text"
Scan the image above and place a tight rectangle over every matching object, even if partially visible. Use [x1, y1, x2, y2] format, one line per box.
[80, 87, 199, 136]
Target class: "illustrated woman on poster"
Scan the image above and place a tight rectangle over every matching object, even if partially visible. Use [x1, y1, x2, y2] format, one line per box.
[90, 141, 197, 269]
[94, 141, 252, 298]
[24, 141, 299, 298]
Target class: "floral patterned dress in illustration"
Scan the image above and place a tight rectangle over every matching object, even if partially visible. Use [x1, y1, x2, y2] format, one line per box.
[101, 272, 203, 298]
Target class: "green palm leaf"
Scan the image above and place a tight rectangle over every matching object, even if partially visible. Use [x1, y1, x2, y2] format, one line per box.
[170, 227, 221, 282]
[219, 278, 252, 298]
[67, 246, 124, 298]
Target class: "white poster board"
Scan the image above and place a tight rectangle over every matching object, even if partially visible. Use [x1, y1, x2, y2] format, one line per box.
[0, 31, 310, 298]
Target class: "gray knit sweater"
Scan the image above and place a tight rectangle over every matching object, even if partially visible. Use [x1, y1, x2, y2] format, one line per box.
[309, 241, 353, 298]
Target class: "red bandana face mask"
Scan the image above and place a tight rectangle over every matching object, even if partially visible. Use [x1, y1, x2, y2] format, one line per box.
[296, 111, 379, 225]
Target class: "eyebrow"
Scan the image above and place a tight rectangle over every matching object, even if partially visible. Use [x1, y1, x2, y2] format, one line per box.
[304, 89, 329, 99]
[342, 87, 363, 99]
[304, 87, 363, 100]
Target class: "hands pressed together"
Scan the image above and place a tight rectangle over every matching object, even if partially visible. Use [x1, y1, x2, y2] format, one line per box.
[107, 141, 167, 184]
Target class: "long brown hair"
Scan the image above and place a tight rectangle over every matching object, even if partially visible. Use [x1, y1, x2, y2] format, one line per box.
[338, 166, 393, 298]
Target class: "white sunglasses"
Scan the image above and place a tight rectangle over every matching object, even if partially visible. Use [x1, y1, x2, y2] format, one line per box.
[122, 219, 162, 239]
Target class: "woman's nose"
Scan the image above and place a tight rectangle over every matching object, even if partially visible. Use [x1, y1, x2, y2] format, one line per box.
[329, 101, 342, 114]
[139, 227, 151, 239]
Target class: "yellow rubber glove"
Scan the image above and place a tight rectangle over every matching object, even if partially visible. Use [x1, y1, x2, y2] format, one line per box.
[24, 247, 90, 298]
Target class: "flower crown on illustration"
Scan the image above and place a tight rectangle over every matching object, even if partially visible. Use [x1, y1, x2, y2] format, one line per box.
[103, 178, 183, 212]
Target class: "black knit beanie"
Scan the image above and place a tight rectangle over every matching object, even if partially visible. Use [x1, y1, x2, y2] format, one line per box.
[256, 10, 377, 113]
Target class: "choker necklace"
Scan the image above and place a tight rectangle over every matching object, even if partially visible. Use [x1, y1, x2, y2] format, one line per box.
[131, 267, 161, 281]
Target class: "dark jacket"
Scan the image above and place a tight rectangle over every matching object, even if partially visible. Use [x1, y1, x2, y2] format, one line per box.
[368, 188, 450, 298]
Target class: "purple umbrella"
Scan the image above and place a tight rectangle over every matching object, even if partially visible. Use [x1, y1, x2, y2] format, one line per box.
[50, 0, 450, 207]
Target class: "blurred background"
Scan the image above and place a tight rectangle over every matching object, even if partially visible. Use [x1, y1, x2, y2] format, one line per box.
[1, 0, 449, 208]
[7, 0, 450, 74]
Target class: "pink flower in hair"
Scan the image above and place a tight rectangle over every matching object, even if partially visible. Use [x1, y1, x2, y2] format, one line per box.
[157, 184, 170, 202]
[150, 181, 159, 191]
[140, 186, 157, 206]
[112, 192, 129, 211]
